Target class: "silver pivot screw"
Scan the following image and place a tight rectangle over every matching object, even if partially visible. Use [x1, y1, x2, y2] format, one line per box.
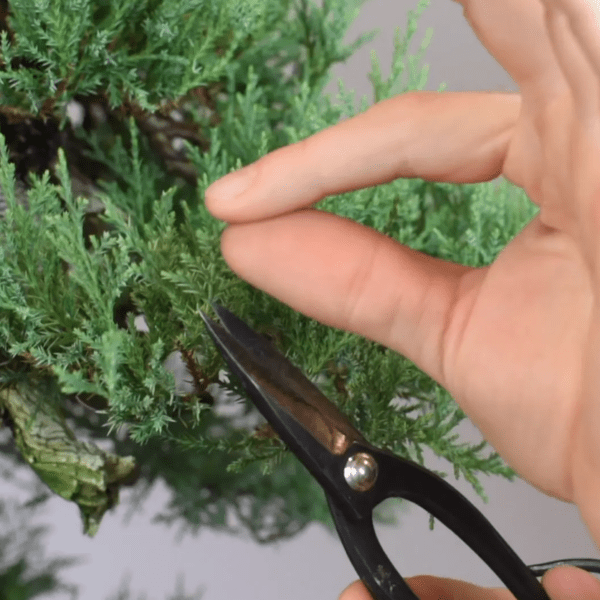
[344, 452, 378, 492]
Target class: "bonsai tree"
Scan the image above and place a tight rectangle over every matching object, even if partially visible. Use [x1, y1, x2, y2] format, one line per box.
[0, 0, 528, 553]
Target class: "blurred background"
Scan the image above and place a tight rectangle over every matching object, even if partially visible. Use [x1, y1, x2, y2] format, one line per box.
[2, 0, 599, 598]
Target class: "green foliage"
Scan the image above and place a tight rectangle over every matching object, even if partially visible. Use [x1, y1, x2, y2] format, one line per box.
[0, 0, 376, 117]
[368, 0, 436, 101]
[1, 0, 263, 112]
[0, 0, 537, 544]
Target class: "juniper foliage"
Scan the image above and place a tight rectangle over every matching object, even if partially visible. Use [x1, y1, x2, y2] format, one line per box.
[0, 0, 535, 550]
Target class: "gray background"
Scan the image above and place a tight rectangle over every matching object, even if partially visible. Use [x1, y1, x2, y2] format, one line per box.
[5, 1, 600, 598]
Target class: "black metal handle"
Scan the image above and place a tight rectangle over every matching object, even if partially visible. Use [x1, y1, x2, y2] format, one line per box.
[328, 444, 551, 600]
[328, 492, 419, 600]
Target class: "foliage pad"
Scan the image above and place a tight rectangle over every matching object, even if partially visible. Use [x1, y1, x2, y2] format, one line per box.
[0, 0, 536, 542]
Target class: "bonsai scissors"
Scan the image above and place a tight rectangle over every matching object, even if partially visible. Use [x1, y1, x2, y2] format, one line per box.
[200, 303, 600, 600]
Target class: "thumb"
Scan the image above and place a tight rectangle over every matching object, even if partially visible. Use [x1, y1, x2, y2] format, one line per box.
[220, 210, 471, 385]
[543, 566, 600, 600]
[338, 581, 374, 600]
[339, 569, 600, 600]
[338, 576, 515, 600]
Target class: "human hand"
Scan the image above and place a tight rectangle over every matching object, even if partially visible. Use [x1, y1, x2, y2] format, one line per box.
[205, 0, 600, 545]
[340, 567, 600, 600]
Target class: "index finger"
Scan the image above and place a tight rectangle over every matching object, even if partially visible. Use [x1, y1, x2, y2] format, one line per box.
[205, 91, 520, 223]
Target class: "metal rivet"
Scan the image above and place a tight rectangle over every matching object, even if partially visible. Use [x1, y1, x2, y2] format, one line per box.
[344, 452, 378, 492]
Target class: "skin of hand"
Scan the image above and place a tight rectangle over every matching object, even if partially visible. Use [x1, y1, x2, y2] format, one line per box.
[206, 0, 600, 596]
[339, 566, 600, 600]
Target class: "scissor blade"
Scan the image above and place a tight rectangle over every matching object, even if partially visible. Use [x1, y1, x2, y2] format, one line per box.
[199, 305, 366, 457]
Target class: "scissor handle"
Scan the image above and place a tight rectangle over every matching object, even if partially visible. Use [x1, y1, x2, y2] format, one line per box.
[328, 493, 419, 600]
[327, 443, 551, 600]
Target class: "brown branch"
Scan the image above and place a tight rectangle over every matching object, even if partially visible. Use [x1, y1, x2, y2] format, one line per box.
[40, 71, 72, 117]
[175, 341, 215, 405]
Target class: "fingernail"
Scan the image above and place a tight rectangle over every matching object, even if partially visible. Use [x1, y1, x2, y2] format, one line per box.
[206, 166, 255, 202]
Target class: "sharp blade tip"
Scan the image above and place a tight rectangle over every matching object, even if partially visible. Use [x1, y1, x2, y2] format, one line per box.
[210, 302, 231, 323]
[198, 309, 219, 331]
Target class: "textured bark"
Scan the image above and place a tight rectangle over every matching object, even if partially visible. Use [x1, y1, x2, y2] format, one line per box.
[0, 383, 136, 536]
